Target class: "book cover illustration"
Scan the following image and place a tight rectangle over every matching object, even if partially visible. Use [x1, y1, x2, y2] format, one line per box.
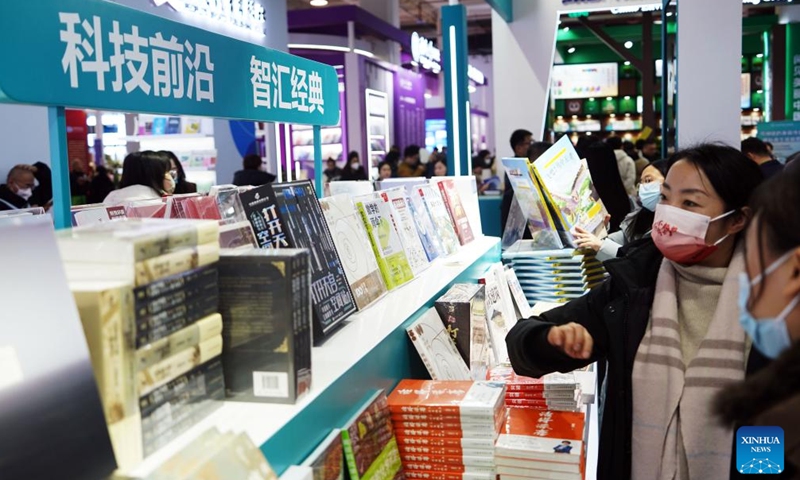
[211, 184, 247, 225]
[434, 284, 492, 380]
[319, 195, 388, 311]
[532, 136, 609, 246]
[501, 158, 563, 250]
[406, 191, 443, 262]
[480, 265, 517, 365]
[341, 391, 403, 480]
[430, 176, 483, 238]
[381, 188, 430, 276]
[355, 193, 414, 290]
[239, 185, 290, 249]
[406, 308, 471, 381]
[303, 429, 345, 480]
[415, 185, 459, 256]
[435, 179, 475, 246]
[271, 182, 357, 342]
[219, 221, 258, 250]
[495, 409, 585, 465]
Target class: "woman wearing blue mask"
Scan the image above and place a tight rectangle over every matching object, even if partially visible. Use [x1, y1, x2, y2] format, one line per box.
[715, 166, 800, 478]
[574, 160, 668, 261]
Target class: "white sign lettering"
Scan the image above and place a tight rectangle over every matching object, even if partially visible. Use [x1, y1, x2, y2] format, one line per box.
[152, 0, 266, 35]
[411, 31, 486, 86]
[250, 55, 324, 114]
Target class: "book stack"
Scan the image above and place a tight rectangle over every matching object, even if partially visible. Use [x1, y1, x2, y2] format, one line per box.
[59, 219, 224, 467]
[487, 366, 582, 412]
[495, 408, 587, 480]
[388, 380, 507, 480]
[218, 248, 312, 404]
[340, 390, 404, 480]
[501, 245, 606, 306]
[435, 284, 492, 380]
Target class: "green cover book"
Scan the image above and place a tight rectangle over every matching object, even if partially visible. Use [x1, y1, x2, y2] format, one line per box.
[340, 391, 403, 480]
[355, 194, 414, 290]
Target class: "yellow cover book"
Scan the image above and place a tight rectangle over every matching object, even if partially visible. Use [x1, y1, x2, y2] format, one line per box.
[136, 313, 222, 371]
[137, 335, 223, 397]
[134, 243, 220, 286]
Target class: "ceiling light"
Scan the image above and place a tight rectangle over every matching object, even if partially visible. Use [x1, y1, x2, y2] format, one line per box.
[666, 11, 673, 17]
[571, 115, 578, 119]
[606, 97, 613, 101]
[756, 53, 764, 58]
[589, 98, 595, 101]
[586, 115, 592, 118]
[624, 61, 631, 66]
[586, 132, 592, 136]
[753, 107, 761, 112]
[757, 89, 763, 94]
[557, 115, 564, 119]
[468, 85, 477, 93]
[310, 0, 328, 6]
[624, 41, 634, 49]
[625, 113, 631, 117]
[624, 96, 631, 100]
[353, 48, 374, 58]
[563, 26, 570, 32]
[567, 46, 576, 54]
[610, 114, 616, 118]
[424, 93, 432, 99]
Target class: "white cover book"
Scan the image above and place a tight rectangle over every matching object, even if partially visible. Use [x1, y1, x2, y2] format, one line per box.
[328, 181, 374, 198]
[406, 308, 471, 381]
[505, 268, 534, 320]
[482, 269, 511, 365]
[415, 184, 459, 256]
[319, 195, 388, 310]
[491, 264, 519, 334]
[380, 188, 430, 276]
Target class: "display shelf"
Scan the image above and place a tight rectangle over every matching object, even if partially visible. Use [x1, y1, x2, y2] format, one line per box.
[125, 236, 501, 478]
[125, 133, 213, 142]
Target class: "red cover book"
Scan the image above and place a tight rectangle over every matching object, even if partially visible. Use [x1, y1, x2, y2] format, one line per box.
[391, 413, 495, 427]
[405, 472, 494, 480]
[487, 366, 578, 392]
[388, 380, 505, 418]
[435, 179, 474, 246]
[402, 463, 494, 475]
[392, 420, 497, 435]
[394, 427, 496, 440]
[495, 409, 585, 465]
[395, 435, 495, 450]
[399, 453, 494, 468]
[184, 196, 222, 220]
[398, 444, 490, 459]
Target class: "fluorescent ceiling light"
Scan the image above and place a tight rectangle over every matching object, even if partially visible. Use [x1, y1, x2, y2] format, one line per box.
[567, 46, 576, 54]
[310, 0, 328, 6]
[756, 53, 764, 58]
[353, 48, 374, 58]
[288, 43, 349, 52]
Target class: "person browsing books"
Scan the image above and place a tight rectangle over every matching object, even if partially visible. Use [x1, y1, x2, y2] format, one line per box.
[0, 164, 36, 211]
[103, 151, 173, 206]
[160, 150, 197, 194]
[507, 144, 765, 480]
[714, 165, 800, 479]
[573, 160, 668, 262]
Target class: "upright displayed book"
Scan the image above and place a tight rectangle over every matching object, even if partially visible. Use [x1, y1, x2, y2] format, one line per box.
[504, 267, 534, 320]
[210, 184, 247, 225]
[431, 176, 483, 239]
[340, 390, 404, 480]
[319, 194, 388, 310]
[434, 179, 475, 245]
[479, 264, 518, 365]
[406, 308, 471, 381]
[329, 180, 375, 198]
[495, 408, 587, 480]
[415, 185, 460, 256]
[531, 136, 609, 247]
[354, 193, 415, 290]
[303, 429, 346, 480]
[218, 248, 312, 404]
[381, 188, 430, 276]
[240, 182, 357, 344]
[434, 284, 492, 380]
[405, 190, 443, 262]
[388, 380, 506, 480]
[501, 158, 563, 250]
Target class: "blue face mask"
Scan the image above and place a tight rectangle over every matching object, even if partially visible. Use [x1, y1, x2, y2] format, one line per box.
[738, 251, 799, 359]
[638, 181, 662, 212]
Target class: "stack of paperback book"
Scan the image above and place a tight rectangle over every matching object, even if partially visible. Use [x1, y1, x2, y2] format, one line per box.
[340, 391, 404, 480]
[487, 366, 582, 412]
[59, 219, 224, 467]
[388, 380, 507, 480]
[495, 408, 587, 480]
[501, 245, 606, 305]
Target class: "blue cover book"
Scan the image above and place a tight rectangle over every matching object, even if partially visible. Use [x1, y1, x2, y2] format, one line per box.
[166, 116, 181, 134]
[152, 117, 167, 135]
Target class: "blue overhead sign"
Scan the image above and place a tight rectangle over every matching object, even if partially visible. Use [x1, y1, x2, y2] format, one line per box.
[0, 0, 340, 126]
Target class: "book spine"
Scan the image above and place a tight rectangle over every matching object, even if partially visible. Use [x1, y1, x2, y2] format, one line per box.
[396, 435, 495, 450]
[358, 202, 396, 290]
[135, 295, 219, 348]
[139, 358, 224, 415]
[391, 414, 495, 426]
[390, 406, 495, 417]
[402, 463, 495, 475]
[399, 454, 495, 468]
[405, 472, 494, 480]
[393, 421, 496, 435]
[136, 313, 222, 371]
[398, 445, 490, 458]
[341, 431, 362, 480]
[134, 244, 219, 287]
[394, 427, 497, 440]
[137, 336, 223, 397]
[133, 265, 218, 314]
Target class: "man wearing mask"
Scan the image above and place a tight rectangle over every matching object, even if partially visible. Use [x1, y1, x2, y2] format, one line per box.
[0, 164, 37, 211]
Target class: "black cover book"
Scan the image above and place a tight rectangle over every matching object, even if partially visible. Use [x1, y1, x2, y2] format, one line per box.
[239, 185, 290, 249]
[218, 248, 312, 404]
[271, 181, 357, 344]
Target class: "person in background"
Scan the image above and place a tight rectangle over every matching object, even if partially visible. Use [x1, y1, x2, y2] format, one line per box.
[384, 150, 401, 177]
[764, 141, 774, 156]
[605, 136, 637, 195]
[0, 164, 36, 211]
[713, 165, 800, 479]
[526, 142, 553, 163]
[87, 165, 116, 205]
[500, 129, 534, 234]
[472, 164, 491, 195]
[507, 144, 764, 480]
[159, 151, 196, 194]
[430, 158, 447, 177]
[623, 140, 640, 160]
[323, 158, 341, 182]
[378, 161, 393, 181]
[69, 160, 90, 199]
[103, 151, 173, 206]
[475, 149, 493, 169]
[30, 161, 52, 209]
[397, 145, 426, 177]
[341, 151, 368, 181]
[640, 138, 659, 162]
[574, 160, 669, 261]
[233, 153, 276, 187]
[741, 137, 784, 180]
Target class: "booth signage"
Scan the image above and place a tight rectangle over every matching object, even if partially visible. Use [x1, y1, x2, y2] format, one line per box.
[468, 65, 486, 86]
[0, 0, 340, 126]
[757, 121, 800, 163]
[411, 32, 441, 73]
[152, 0, 266, 34]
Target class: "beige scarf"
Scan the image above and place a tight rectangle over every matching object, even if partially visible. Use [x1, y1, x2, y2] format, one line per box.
[630, 246, 747, 480]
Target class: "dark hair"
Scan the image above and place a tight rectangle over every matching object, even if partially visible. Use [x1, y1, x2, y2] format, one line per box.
[243, 153, 262, 170]
[158, 150, 185, 181]
[626, 160, 670, 239]
[430, 158, 447, 173]
[510, 129, 533, 150]
[635, 139, 645, 149]
[641, 138, 657, 148]
[404, 145, 421, 159]
[378, 161, 393, 176]
[526, 142, 552, 162]
[623, 140, 636, 151]
[384, 151, 400, 165]
[764, 141, 773, 150]
[120, 151, 170, 193]
[741, 137, 771, 158]
[575, 135, 601, 153]
[327, 158, 336, 166]
[667, 144, 763, 215]
[347, 151, 359, 162]
[605, 136, 623, 150]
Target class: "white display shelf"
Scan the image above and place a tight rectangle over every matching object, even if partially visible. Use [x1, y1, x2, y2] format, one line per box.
[125, 133, 213, 142]
[125, 236, 500, 478]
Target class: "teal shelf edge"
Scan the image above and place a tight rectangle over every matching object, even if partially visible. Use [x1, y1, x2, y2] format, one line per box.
[260, 240, 502, 475]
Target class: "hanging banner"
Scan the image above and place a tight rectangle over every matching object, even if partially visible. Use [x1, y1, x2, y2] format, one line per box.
[0, 0, 340, 126]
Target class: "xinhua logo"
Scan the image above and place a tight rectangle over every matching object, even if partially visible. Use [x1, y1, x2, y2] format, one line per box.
[736, 426, 785, 475]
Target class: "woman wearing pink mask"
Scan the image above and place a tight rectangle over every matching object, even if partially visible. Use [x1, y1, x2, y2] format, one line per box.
[506, 144, 764, 480]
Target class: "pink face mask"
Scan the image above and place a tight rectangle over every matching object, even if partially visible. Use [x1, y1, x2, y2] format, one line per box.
[651, 203, 734, 265]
